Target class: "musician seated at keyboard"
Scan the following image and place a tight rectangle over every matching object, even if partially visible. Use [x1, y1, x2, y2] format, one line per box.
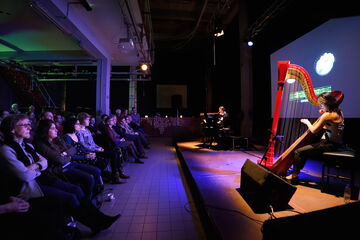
[217, 106, 229, 130]
[286, 92, 344, 180]
[216, 106, 231, 148]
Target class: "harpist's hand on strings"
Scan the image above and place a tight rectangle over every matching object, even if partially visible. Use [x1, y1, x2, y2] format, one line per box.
[300, 119, 311, 126]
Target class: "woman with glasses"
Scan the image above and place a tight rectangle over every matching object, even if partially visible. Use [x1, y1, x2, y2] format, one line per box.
[0, 114, 120, 235]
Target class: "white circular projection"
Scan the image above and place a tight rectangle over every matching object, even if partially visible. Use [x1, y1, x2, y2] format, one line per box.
[315, 52, 335, 76]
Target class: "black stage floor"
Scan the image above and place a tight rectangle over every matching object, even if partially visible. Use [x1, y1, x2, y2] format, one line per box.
[175, 140, 359, 240]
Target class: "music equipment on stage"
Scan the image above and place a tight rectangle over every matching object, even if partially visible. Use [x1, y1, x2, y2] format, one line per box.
[264, 61, 320, 172]
[200, 112, 219, 146]
[265, 61, 344, 176]
[200, 111, 231, 148]
[239, 159, 296, 213]
[262, 201, 360, 239]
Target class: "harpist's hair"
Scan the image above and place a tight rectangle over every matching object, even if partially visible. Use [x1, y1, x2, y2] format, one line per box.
[318, 92, 341, 113]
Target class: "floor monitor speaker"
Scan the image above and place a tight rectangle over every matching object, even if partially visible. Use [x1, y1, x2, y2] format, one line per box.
[238, 159, 297, 213]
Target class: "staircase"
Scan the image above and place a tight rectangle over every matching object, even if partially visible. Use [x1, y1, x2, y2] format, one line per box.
[0, 65, 56, 110]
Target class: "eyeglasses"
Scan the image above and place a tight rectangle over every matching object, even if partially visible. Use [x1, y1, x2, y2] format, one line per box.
[16, 123, 31, 128]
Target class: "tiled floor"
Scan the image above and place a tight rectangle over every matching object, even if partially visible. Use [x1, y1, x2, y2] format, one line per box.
[79, 137, 203, 240]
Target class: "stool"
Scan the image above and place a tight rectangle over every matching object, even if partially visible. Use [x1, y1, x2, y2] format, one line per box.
[321, 150, 357, 193]
[229, 136, 248, 150]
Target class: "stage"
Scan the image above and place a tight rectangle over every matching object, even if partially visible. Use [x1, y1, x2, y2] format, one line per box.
[175, 140, 359, 240]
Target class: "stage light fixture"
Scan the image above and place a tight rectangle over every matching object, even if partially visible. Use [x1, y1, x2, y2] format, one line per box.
[213, 16, 224, 37]
[247, 41, 254, 47]
[140, 63, 148, 72]
[214, 29, 224, 37]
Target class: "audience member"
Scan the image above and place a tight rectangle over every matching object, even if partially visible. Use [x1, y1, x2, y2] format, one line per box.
[115, 109, 122, 125]
[97, 114, 108, 134]
[0, 114, 120, 235]
[120, 108, 128, 118]
[0, 109, 10, 124]
[119, 116, 149, 157]
[88, 116, 102, 136]
[57, 118, 104, 197]
[40, 111, 54, 121]
[34, 119, 102, 199]
[126, 115, 150, 147]
[130, 107, 141, 127]
[54, 114, 64, 136]
[104, 116, 144, 166]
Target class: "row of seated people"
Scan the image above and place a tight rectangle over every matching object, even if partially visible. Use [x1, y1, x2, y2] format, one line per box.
[0, 110, 150, 239]
[40, 111, 150, 183]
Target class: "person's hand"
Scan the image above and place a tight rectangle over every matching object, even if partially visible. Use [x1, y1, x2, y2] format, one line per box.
[86, 153, 96, 159]
[36, 154, 48, 170]
[5, 197, 30, 213]
[28, 163, 39, 171]
[98, 147, 104, 152]
[60, 151, 67, 157]
[120, 138, 125, 142]
[300, 119, 310, 125]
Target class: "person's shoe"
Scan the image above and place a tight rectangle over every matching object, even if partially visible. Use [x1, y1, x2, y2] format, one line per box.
[139, 154, 148, 159]
[112, 172, 126, 184]
[119, 172, 130, 179]
[134, 159, 144, 164]
[101, 214, 121, 230]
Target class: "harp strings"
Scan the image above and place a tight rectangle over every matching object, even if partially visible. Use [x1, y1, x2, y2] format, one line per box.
[275, 80, 312, 157]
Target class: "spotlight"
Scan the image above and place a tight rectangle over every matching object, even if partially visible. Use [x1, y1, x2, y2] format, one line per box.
[214, 29, 224, 37]
[140, 63, 148, 72]
[247, 41, 254, 47]
[213, 16, 224, 37]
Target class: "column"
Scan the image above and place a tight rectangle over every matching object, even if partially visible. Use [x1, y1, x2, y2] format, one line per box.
[129, 66, 137, 109]
[96, 58, 111, 116]
[238, 1, 253, 138]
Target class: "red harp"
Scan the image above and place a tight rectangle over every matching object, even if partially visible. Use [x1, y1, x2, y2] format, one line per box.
[262, 61, 320, 175]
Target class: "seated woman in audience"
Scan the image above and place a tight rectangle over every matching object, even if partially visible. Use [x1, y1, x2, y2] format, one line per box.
[34, 119, 103, 199]
[88, 115, 102, 136]
[54, 114, 64, 136]
[0, 114, 120, 235]
[126, 115, 150, 147]
[97, 114, 108, 134]
[118, 116, 149, 157]
[115, 109, 122, 125]
[105, 115, 144, 164]
[76, 112, 105, 153]
[76, 112, 127, 180]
